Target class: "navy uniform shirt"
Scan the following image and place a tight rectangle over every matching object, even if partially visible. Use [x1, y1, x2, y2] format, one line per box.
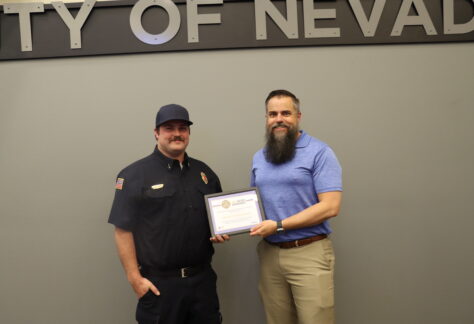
[108, 147, 222, 271]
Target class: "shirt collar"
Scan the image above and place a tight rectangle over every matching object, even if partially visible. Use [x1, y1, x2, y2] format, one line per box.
[295, 130, 310, 148]
[152, 146, 190, 171]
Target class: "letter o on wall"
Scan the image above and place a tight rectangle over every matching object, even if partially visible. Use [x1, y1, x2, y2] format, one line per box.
[130, 0, 181, 45]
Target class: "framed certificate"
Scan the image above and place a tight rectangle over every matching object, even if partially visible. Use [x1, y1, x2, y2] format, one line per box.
[205, 187, 266, 236]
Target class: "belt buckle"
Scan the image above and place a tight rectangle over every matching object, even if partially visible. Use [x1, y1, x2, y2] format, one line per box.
[180, 267, 188, 278]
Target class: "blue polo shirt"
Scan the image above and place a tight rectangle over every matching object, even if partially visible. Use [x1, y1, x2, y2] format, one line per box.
[251, 130, 342, 243]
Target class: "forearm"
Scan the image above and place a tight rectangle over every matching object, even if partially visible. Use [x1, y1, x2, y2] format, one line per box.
[113, 227, 160, 297]
[114, 227, 141, 282]
[252, 210, 331, 238]
[282, 194, 341, 230]
[250, 192, 342, 237]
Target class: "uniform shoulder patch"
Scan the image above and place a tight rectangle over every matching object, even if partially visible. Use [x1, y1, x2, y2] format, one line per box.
[115, 178, 124, 190]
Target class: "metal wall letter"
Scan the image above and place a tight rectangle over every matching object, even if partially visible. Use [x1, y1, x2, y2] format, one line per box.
[303, 0, 340, 38]
[130, 0, 181, 45]
[51, 0, 96, 49]
[187, 0, 223, 43]
[391, 0, 437, 36]
[444, 0, 474, 34]
[349, 0, 386, 37]
[255, 0, 298, 40]
[3, 2, 44, 52]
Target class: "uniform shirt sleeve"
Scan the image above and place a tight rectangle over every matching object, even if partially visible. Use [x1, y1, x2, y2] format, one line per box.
[108, 169, 141, 231]
[312, 146, 343, 193]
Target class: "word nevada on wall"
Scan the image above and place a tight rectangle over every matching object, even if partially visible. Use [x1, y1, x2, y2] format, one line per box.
[1, 0, 473, 60]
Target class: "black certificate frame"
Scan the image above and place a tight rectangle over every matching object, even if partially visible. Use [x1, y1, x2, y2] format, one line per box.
[204, 187, 266, 236]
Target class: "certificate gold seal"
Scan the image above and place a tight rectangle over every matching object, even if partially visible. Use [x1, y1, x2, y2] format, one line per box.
[221, 200, 231, 209]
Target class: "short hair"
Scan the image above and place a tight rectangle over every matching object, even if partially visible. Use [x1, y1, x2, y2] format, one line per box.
[265, 89, 300, 112]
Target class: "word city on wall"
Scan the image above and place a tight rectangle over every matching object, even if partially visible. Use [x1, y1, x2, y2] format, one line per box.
[2, 0, 473, 52]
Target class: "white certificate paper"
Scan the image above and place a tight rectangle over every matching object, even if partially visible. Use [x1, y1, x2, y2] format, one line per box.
[205, 188, 266, 236]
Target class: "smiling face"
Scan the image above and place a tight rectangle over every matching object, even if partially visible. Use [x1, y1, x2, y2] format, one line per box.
[265, 95, 301, 139]
[264, 95, 302, 164]
[154, 120, 190, 162]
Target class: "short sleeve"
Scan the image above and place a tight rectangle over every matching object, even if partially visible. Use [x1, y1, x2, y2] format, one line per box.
[312, 146, 342, 193]
[108, 169, 141, 231]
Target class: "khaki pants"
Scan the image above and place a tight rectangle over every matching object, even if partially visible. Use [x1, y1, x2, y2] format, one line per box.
[257, 238, 335, 324]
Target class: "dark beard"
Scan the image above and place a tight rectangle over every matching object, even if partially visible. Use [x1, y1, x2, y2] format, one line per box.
[264, 124, 298, 164]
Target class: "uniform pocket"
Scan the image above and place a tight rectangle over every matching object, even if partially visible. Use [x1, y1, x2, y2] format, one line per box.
[144, 186, 176, 199]
[138, 289, 154, 302]
[141, 186, 177, 220]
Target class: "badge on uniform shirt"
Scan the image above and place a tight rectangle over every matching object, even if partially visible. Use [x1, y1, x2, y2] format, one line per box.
[151, 184, 164, 190]
[201, 172, 208, 184]
[115, 178, 124, 190]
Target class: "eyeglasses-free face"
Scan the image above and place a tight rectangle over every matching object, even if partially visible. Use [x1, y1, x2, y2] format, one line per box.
[265, 96, 301, 138]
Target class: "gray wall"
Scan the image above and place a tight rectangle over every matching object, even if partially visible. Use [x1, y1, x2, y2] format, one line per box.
[1, 43, 473, 324]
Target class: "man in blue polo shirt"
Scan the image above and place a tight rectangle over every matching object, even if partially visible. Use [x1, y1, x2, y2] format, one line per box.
[250, 90, 342, 324]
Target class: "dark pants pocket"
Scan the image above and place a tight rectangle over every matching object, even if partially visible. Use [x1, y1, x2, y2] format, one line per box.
[136, 290, 160, 324]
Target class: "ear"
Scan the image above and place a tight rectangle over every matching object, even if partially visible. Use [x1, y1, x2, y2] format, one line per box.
[297, 112, 302, 121]
[154, 128, 159, 140]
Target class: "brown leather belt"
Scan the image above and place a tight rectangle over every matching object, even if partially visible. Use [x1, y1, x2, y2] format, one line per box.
[266, 234, 328, 249]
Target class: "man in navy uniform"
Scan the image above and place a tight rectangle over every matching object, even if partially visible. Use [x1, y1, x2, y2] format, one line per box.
[109, 104, 228, 324]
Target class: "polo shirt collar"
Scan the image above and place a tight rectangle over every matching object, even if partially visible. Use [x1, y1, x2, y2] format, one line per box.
[152, 146, 190, 170]
[295, 130, 310, 148]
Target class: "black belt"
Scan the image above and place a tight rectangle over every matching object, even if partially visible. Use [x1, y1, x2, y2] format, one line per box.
[140, 263, 210, 278]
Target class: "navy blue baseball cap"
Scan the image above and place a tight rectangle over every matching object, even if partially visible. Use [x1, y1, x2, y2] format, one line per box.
[155, 104, 193, 127]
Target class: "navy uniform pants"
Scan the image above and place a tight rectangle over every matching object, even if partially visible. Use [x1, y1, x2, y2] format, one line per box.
[136, 267, 222, 324]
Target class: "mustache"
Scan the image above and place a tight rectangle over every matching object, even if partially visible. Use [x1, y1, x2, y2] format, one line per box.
[271, 122, 289, 130]
[170, 136, 185, 142]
